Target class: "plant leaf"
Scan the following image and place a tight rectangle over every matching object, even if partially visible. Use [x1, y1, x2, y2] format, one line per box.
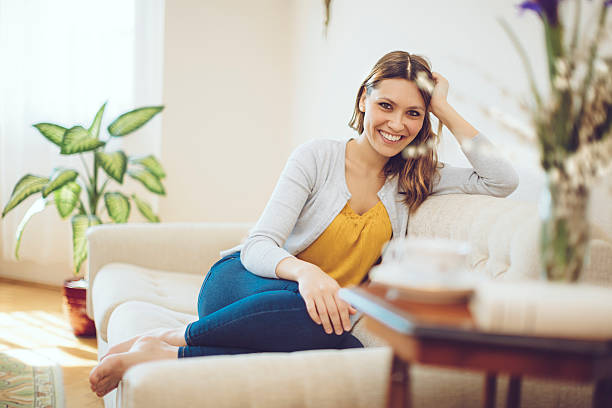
[89, 102, 107, 140]
[104, 192, 130, 223]
[14, 197, 54, 260]
[128, 169, 166, 195]
[33, 123, 66, 147]
[60, 126, 105, 155]
[71, 214, 102, 276]
[107, 106, 164, 137]
[42, 168, 79, 198]
[131, 194, 160, 222]
[129, 155, 166, 179]
[54, 181, 82, 219]
[96, 151, 127, 183]
[2, 175, 50, 217]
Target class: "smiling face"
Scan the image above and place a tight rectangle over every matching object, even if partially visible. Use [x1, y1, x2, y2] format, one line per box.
[358, 78, 426, 158]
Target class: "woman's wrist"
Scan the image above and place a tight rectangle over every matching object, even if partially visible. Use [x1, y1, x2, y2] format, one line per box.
[276, 256, 320, 282]
[430, 101, 451, 122]
[431, 102, 478, 143]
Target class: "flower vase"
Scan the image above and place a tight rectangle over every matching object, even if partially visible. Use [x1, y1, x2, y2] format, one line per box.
[539, 174, 590, 282]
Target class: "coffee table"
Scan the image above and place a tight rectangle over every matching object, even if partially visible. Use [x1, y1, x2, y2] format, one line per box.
[339, 283, 612, 408]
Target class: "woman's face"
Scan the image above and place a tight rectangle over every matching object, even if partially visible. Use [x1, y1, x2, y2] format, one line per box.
[359, 78, 426, 158]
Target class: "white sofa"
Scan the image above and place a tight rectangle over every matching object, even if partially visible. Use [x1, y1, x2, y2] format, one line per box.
[86, 194, 612, 408]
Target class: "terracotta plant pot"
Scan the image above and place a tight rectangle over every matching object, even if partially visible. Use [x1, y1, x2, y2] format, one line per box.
[62, 277, 96, 337]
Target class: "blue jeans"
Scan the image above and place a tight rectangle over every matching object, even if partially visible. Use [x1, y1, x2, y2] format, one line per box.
[178, 252, 363, 357]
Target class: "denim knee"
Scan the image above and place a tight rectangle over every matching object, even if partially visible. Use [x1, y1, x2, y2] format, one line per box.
[198, 252, 300, 317]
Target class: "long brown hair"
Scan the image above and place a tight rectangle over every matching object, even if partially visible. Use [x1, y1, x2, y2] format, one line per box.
[348, 51, 439, 214]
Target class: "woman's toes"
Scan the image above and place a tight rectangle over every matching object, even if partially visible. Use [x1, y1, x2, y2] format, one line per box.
[89, 338, 178, 398]
[89, 354, 126, 397]
[96, 377, 113, 397]
[89, 365, 100, 389]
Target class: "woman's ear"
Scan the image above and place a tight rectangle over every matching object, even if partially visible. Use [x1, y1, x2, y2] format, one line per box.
[359, 92, 366, 113]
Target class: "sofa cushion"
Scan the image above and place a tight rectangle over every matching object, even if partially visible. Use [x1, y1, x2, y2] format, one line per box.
[92, 263, 203, 342]
[409, 194, 541, 280]
[121, 347, 392, 408]
[107, 301, 196, 346]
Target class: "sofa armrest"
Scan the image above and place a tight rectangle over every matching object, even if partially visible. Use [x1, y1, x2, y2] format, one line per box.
[119, 347, 391, 408]
[86, 222, 251, 319]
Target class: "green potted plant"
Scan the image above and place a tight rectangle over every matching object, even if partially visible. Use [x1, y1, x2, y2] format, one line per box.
[1, 102, 165, 336]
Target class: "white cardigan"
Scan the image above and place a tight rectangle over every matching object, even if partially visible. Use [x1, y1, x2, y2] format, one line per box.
[221, 133, 519, 279]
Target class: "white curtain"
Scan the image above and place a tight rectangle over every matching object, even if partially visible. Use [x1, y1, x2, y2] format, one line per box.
[0, 0, 165, 285]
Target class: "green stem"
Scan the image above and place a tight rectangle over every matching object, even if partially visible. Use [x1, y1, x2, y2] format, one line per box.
[569, 0, 581, 53]
[99, 178, 110, 196]
[77, 200, 87, 215]
[77, 174, 89, 188]
[79, 154, 93, 185]
[572, 4, 608, 148]
[95, 178, 111, 215]
[77, 174, 94, 214]
[498, 18, 543, 107]
[543, 21, 564, 83]
[91, 151, 100, 216]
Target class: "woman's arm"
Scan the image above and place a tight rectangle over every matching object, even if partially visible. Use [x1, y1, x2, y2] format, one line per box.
[242, 141, 357, 334]
[240, 142, 317, 278]
[430, 72, 478, 144]
[428, 73, 519, 197]
[432, 134, 519, 197]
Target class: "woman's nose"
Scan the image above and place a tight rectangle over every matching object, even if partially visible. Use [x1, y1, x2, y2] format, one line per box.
[388, 114, 404, 132]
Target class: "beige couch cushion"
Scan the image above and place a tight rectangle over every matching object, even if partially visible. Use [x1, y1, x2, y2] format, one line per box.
[121, 347, 392, 408]
[408, 194, 612, 284]
[409, 194, 537, 280]
[92, 263, 203, 342]
[107, 301, 196, 346]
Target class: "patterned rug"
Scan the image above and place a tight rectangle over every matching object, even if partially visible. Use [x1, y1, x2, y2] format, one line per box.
[0, 350, 64, 408]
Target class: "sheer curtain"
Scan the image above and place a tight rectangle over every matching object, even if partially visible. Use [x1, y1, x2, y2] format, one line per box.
[0, 0, 165, 285]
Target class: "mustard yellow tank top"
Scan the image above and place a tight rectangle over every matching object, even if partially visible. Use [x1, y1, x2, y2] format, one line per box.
[296, 200, 392, 287]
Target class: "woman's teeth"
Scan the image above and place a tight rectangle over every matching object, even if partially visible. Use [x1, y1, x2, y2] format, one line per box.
[380, 130, 402, 142]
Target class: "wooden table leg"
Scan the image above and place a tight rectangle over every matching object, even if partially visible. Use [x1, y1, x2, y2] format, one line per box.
[482, 372, 497, 408]
[387, 354, 410, 408]
[506, 376, 521, 408]
[593, 378, 612, 408]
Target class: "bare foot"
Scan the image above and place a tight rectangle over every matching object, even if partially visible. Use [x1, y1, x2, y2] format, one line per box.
[101, 326, 188, 361]
[90, 335, 179, 397]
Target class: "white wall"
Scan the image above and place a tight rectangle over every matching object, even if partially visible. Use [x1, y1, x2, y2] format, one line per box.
[159, 0, 294, 223]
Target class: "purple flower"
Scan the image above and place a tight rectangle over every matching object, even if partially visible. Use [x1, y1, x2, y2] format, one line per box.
[518, 1, 542, 13]
[606, 0, 612, 6]
[518, 0, 561, 25]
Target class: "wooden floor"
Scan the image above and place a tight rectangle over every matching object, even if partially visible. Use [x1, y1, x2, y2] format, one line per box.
[0, 278, 104, 408]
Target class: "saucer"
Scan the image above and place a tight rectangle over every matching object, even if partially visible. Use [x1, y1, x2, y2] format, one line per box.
[383, 284, 474, 304]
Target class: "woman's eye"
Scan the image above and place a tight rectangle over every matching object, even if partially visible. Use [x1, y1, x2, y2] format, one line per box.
[407, 110, 420, 117]
[379, 102, 392, 110]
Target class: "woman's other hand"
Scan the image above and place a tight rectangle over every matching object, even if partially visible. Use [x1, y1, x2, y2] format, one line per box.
[275, 257, 357, 335]
[429, 72, 450, 117]
[296, 265, 357, 335]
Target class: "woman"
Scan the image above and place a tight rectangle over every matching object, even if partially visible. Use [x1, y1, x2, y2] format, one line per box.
[89, 51, 518, 397]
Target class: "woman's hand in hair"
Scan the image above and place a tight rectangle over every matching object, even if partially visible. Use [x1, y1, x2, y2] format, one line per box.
[428, 72, 479, 142]
[296, 265, 358, 335]
[429, 72, 450, 117]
